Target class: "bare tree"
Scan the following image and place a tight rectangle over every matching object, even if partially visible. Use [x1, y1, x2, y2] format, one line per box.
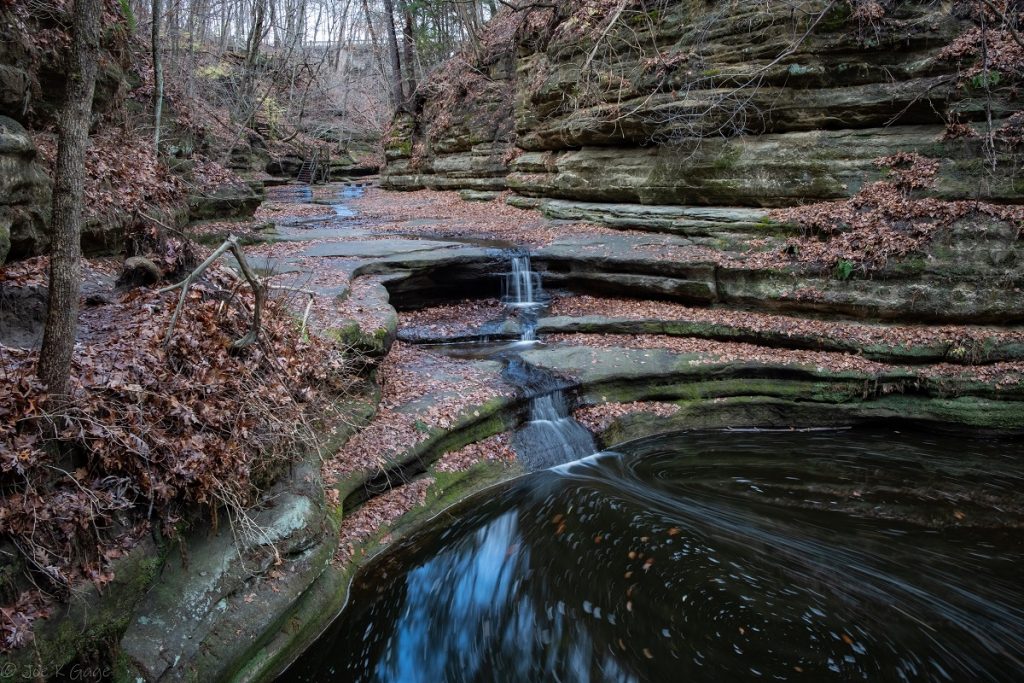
[398, 0, 417, 106]
[38, 0, 102, 397]
[153, 0, 164, 149]
[379, 0, 406, 110]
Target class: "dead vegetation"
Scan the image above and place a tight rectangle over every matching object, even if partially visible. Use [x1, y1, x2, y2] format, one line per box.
[434, 433, 517, 473]
[548, 294, 1024, 352]
[322, 342, 512, 481]
[773, 153, 1024, 271]
[348, 187, 625, 246]
[548, 333, 1024, 387]
[0, 254, 356, 651]
[335, 476, 433, 561]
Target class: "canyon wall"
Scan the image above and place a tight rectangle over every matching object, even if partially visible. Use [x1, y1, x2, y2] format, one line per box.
[382, 0, 1023, 209]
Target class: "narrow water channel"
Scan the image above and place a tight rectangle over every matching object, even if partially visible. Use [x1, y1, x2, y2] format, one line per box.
[282, 429, 1024, 682]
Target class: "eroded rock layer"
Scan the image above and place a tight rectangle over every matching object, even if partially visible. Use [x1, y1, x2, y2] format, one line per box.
[382, 0, 1024, 322]
[384, 1, 1022, 206]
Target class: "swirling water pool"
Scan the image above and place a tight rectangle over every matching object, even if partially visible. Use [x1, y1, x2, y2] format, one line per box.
[282, 428, 1024, 682]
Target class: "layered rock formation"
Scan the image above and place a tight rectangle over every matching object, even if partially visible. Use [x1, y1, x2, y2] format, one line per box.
[382, 0, 1024, 323]
[0, 3, 266, 266]
[0, 115, 49, 262]
[383, 1, 1022, 206]
[0, 4, 128, 264]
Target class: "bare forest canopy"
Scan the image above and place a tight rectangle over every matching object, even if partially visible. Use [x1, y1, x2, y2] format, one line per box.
[120, 0, 502, 145]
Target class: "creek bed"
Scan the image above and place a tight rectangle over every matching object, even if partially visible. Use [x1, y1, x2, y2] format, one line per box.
[281, 427, 1024, 682]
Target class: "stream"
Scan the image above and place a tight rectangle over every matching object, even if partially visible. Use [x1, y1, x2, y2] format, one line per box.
[282, 429, 1024, 682]
[275, 184, 1024, 682]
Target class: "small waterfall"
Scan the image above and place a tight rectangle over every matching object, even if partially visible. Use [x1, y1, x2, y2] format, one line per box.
[505, 359, 595, 469]
[515, 390, 597, 470]
[503, 253, 544, 342]
[503, 255, 542, 308]
[519, 323, 537, 343]
[499, 260, 594, 468]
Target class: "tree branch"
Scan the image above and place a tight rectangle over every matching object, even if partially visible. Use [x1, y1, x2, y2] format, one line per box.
[158, 236, 266, 350]
[978, 0, 1024, 50]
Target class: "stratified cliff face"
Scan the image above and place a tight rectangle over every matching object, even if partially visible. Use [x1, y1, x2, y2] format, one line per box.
[382, 0, 1023, 207]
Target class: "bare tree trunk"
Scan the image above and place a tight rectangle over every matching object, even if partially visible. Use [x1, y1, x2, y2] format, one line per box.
[379, 0, 405, 111]
[358, 0, 393, 120]
[399, 0, 417, 107]
[239, 0, 267, 117]
[333, 0, 352, 69]
[152, 0, 163, 149]
[168, 0, 180, 63]
[38, 0, 101, 398]
[245, 0, 267, 69]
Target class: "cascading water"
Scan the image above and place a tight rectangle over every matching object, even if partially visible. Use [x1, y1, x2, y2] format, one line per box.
[503, 254, 542, 308]
[503, 358, 596, 470]
[499, 255, 595, 466]
[503, 253, 544, 342]
[514, 390, 597, 469]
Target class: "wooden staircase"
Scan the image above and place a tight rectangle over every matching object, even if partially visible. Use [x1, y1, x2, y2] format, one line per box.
[296, 152, 318, 185]
[295, 147, 332, 185]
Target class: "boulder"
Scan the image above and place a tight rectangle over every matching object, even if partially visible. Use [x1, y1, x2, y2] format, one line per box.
[0, 115, 51, 262]
[117, 256, 163, 289]
[328, 151, 379, 178]
[0, 64, 30, 118]
[459, 189, 499, 202]
[226, 141, 271, 172]
[266, 154, 305, 177]
[187, 183, 262, 221]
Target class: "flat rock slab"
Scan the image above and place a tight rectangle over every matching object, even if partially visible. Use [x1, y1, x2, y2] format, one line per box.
[539, 200, 780, 236]
[459, 189, 500, 202]
[522, 345, 690, 384]
[272, 226, 380, 242]
[119, 457, 330, 683]
[305, 238, 465, 259]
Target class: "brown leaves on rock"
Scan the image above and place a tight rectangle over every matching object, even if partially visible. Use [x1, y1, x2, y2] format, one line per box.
[435, 433, 517, 473]
[335, 478, 433, 561]
[548, 333, 1024, 385]
[32, 127, 184, 221]
[349, 188, 625, 247]
[772, 154, 1024, 271]
[191, 157, 245, 192]
[323, 343, 512, 481]
[548, 294, 1024, 353]
[255, 201, 335, 221]
[873, 153, 940, 192]
[0, 590, 51, 651]
[939, 14, 1024, 85]
[574, 402, 680, 433]
[332, 277, 395, 336]
[399, 298, 506, 339]
[546, 332, 876, 374]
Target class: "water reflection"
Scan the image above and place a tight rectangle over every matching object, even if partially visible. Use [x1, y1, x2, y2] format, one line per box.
[282, 429, 1024, 682]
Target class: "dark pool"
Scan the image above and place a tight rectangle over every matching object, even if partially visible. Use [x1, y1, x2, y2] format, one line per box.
[281, 428, 1024, 682]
